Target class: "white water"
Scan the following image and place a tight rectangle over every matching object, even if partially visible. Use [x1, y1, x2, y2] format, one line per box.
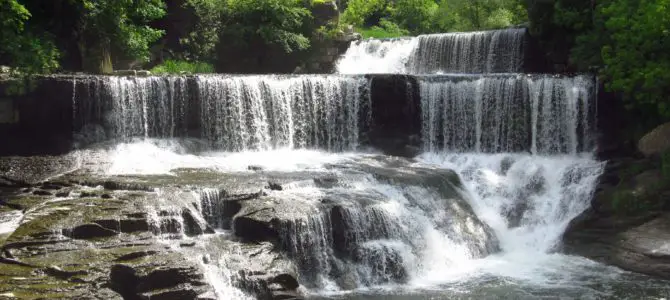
[419, 75, 595, 154]
[336, 28, 525, 74]
[85, 140, 615, 296]
[73, 75, 370, 151]
[336, 38, 418, 74]
[0, 211, 22, 236]
[77, 139, 365, 175]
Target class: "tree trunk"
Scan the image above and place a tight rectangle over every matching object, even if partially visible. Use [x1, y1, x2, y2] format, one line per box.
[99, 40, 113, 74]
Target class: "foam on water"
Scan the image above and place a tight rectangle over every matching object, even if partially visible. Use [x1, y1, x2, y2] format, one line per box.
[407, 152, 605, 287]
[336, 38, 418, 74]
[0, 211, 23, 235]
[79, 140, 366, 175]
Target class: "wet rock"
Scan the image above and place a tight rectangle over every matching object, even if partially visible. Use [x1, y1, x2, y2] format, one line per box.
[352, 244, 407, 284]
[69, 223, 119, 239]
[32, 190, 53, 196]
[55, 190, 71, 198]
[110, 264, 140, 298]
[182, 209, 208, 237]
[180, 241, 197, 248]
[234, 214, 279, 242]
[101, 193, 113, 199]
[564, 212, 670, 280]
[45, 266, 88, 279]
[271, 273, 300, 290]
[638, 122, 670, 157]
[80, 191, 99, 198]
[40, 183, 63, 190]
[110, 262, 210, 300]
[267, 181, 283, 191]
[314, 175, 338, 188]
[272, 290, 303, 300]
[102, 181, 153, 192]
[114, 250, 158, 262]
[248, 165, 264, 171]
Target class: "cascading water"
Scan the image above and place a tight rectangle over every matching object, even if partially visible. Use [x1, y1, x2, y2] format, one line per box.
[336, 38, 418, 74]
[73, 75, 369, 151]
[419, 74, 595, 154]
[73, 76, 191, 142]
[197, 75, 368, 151]
[48, 24, 670, 300]
[336, 28, 525, 74]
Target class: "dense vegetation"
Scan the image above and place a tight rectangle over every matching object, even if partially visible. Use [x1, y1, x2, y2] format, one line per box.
[342, 0, 527, 37]
[528, 0, 670, 127]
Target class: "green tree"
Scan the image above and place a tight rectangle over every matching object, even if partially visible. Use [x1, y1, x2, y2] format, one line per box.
[180, 0, 225, 61]
[433, 0, 526, 32]
[341, 0, 390, 27]
[0, 0, 60, 74]
[598, 0, 670, 118]
[391, 0, 438, 34]
[75, 0, 166, 73]
[216, 0, 312, 72]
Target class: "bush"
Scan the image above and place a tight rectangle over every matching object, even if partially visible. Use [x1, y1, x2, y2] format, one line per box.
[150, 60, 214, 74]
[358, 19, 409, 39]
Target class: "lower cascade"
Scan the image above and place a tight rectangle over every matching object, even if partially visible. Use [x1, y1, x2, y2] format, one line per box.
[2, 73, 670, 299]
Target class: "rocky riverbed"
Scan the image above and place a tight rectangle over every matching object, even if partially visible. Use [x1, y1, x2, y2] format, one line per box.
[0, 152, 501, 299]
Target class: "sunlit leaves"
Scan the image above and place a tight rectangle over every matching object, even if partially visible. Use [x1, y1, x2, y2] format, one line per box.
[596, 0, 670, 117]
[0, 0, 60, 74]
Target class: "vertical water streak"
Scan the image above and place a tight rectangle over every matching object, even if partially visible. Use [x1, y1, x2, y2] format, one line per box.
[419, 75, 594, 154]
[197, 75, 369, 151]
[73, 76, 190, 142]
[408, 28, 526, 74]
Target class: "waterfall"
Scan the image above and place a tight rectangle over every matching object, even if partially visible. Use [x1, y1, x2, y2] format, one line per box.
[336, 28, 526, 75]
[419, 74, 596, 154]
[55, 24, 626, 299]
[73, 75, 370, 151]
[73, 76, 191, 143]
[197, 75, 369, 151]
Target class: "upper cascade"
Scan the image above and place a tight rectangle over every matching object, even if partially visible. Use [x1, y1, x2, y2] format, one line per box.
[336, 28, 526, 75]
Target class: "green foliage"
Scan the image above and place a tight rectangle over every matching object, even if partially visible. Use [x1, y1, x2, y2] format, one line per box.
[150, 60, 214, 74]
[390, 0, 438, 34]
[341, 0, 527, 36]
[0, 0, 60, 74]
[358, 19, 410, 39]
[341, 0, 391, 27]
[599, 0, 670, 119]
[181, 0, 226, 61]
[435, 0, 527, 32]
[220, 0, 312, 53]
[552, 0, 670, 123]
[78, 0, 166, 65]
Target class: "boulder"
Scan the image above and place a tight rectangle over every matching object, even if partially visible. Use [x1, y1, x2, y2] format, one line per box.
[564, 212, 670, 279]
[638, 122, 670, 157]
[69, 223, 119, 239]
[32, 190, 53, 196]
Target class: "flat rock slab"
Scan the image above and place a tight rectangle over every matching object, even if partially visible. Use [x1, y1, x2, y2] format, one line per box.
[564, 212, 670, 279]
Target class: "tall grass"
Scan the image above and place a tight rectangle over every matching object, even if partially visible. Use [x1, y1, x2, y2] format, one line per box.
[150, 60, 214, 74]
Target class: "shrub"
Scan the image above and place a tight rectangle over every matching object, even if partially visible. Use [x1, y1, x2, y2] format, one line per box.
[150, 60, 214, 74]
